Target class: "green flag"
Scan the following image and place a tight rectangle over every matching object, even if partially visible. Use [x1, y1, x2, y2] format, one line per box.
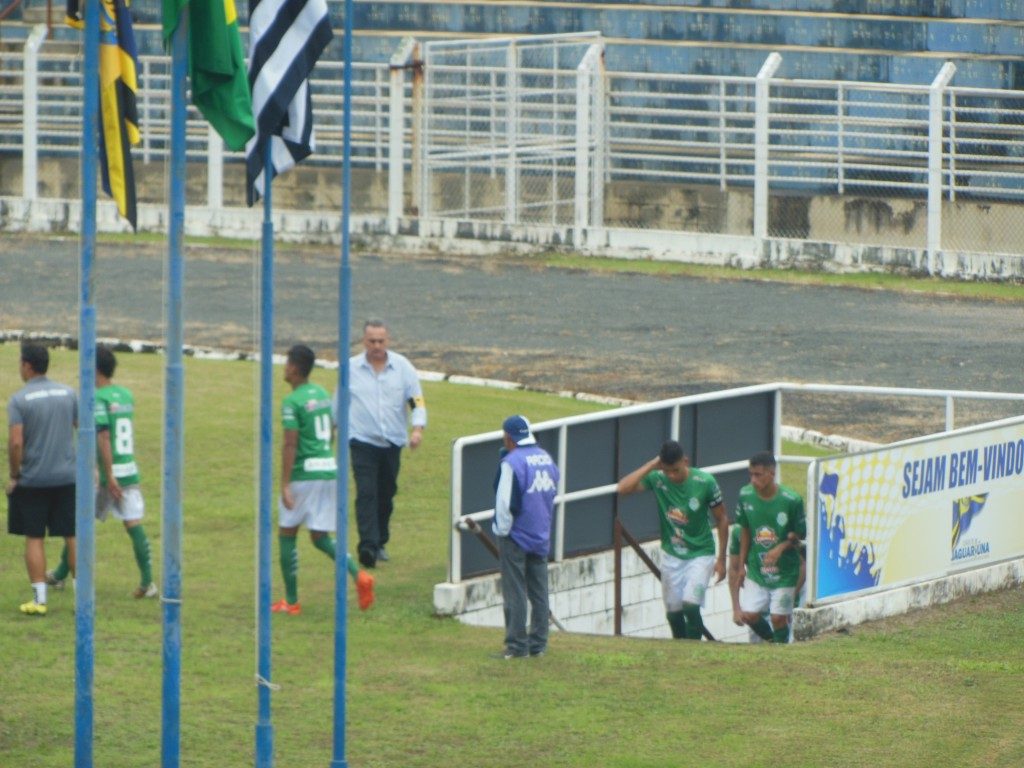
[162, 0, 255, 151]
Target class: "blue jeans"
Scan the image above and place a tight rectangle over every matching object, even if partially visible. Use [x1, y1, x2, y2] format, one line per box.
[498, 535, 549, 657]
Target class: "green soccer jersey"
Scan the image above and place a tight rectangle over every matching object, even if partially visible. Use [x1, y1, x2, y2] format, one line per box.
[641, 467, 723, 560]
[282, 382, 336, 481]
[95, 384, 140, 487]
[735, 484, 806, 588]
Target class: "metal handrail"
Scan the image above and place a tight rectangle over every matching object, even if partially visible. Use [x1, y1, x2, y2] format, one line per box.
[0, 0, 22, 22]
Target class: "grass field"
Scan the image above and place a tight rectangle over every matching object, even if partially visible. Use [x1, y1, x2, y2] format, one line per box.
[1, 344, 1022, 768]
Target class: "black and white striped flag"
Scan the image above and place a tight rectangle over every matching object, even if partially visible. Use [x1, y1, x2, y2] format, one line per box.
[245, 0, 333, 206]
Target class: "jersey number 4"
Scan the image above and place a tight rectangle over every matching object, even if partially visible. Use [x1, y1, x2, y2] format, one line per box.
[314, 413, 332, 446]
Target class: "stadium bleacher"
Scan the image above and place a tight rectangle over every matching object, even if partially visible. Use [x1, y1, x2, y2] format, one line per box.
[4, 1, 1022, 89]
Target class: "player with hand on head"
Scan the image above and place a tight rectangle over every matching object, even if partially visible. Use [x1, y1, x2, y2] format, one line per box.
[274, 344, 374, 616]
[735, 451, 806, 643]
[618, 440, 729, 640]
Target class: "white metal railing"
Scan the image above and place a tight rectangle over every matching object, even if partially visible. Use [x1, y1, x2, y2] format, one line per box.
[447, 382, 1024, 585]
[4, 35, 1024, 264]
[418, 33, 602, 226]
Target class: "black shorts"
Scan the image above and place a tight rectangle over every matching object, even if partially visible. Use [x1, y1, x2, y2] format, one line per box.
[7, 484, 76, 538]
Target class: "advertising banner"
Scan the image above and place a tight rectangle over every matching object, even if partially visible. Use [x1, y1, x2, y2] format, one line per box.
[814, 417, 1024, 602]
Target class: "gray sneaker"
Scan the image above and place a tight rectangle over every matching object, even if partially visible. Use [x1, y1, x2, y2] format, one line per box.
[490, 649, 527, 660]
[377, 546, 390, 562]
[45, 571, 65, 590]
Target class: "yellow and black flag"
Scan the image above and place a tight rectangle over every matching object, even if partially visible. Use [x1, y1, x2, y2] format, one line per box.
[68, 0, 141, 230]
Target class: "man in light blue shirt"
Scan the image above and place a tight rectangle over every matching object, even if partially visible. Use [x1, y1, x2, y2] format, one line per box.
[336, 319, 426, 568]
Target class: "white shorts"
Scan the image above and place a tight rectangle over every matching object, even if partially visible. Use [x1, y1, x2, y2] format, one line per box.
[278, 479, 337, 532]
[96, 485, 144, 523]
[661, 553, 715, 612]
[740, 580, 796, 617]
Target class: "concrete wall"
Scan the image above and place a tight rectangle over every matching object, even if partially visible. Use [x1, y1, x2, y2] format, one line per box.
[433, 541, 754, 644]
[793, 556, 1024, 640]
[3, 160, 1022, 279]
[434, 543, 1024, 645]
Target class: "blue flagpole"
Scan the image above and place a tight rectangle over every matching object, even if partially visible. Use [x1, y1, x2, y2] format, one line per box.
[255, 142, 275, 768]
[331, 0, 354, 763]
[75, 0, 100, 765]
[162, 9, 188, 768]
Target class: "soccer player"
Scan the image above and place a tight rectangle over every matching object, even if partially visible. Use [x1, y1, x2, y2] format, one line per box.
[274, 344, 374, 615]
[617, 440, 729, 640]
[49, 345, 156, 598]
[735, 451, 806, 643]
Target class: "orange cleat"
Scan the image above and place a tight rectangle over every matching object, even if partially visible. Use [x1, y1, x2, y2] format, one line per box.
[355, 571, 375, 611]
[271, 599, 301, 615]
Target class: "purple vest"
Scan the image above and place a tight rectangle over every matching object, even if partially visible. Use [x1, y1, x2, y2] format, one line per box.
[503, 445, 560, 556]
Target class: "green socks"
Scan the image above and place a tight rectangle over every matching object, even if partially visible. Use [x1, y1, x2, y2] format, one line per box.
[666, 610, 687, 639]
[312, 535, 361, 581]
[681, 604, 705, 640]
[749, 617, 775, 642]
[279, 535, 299, 605]
[312, 534, 337, 561]
[772, 625, 791, 644]
[52, 545, 71, 581]
[127, 524, 152, 587]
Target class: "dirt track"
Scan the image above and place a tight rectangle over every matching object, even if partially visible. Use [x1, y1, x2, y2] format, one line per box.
[1, 235, 1022, 441]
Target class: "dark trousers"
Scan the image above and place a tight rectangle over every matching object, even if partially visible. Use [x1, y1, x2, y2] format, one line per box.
[350, 439, 402, 564]
[498, 535, 549, 657]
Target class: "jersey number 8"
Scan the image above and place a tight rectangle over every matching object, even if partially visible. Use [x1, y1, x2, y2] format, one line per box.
[115, 419, 134, 455]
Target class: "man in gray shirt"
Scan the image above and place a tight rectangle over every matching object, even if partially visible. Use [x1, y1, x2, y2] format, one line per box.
[6, 343, 78, 616]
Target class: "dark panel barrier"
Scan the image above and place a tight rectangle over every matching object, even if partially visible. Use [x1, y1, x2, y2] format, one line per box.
[694, 393, 774, 468]
[452, 388, 777, 580]
[457, 526, 501, 580]
[565, 419, 616, 493]
[563, 496, 615, 557]
[617, 490, 662, 545]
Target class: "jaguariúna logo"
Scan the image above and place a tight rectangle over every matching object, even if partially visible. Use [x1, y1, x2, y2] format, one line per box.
[667, 507, 689, 526]
[951, 493, 989, 561]
[754, 527, 777, 548]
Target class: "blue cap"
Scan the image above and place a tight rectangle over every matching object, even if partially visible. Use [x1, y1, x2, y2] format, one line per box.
[502, 414, 536, 446]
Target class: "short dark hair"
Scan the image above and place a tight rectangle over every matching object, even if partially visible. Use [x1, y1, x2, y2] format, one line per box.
[749, 451, 777, 469]
[20, 343, 49, 375]
[363, 318, 387, 333]
[286, 344, 316, 378]
[659, 440, 685, 465]
[96, 345, 117, 378]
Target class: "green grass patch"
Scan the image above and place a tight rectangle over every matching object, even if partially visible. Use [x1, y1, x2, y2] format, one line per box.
[1, 345, 1022, 767]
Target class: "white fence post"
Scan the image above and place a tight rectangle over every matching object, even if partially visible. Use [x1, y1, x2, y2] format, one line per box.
[415, 45, 428, 223]
[505, 43, 519, 225]
[590, 46, 606, 238]
[388, 38, 417, 235]
[207, 125, 223, 210]
[754, 52, 782, 241]
[574, 44, 602, 248]
[928, 62, 957, 276]
[22, 25, 48, 201]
